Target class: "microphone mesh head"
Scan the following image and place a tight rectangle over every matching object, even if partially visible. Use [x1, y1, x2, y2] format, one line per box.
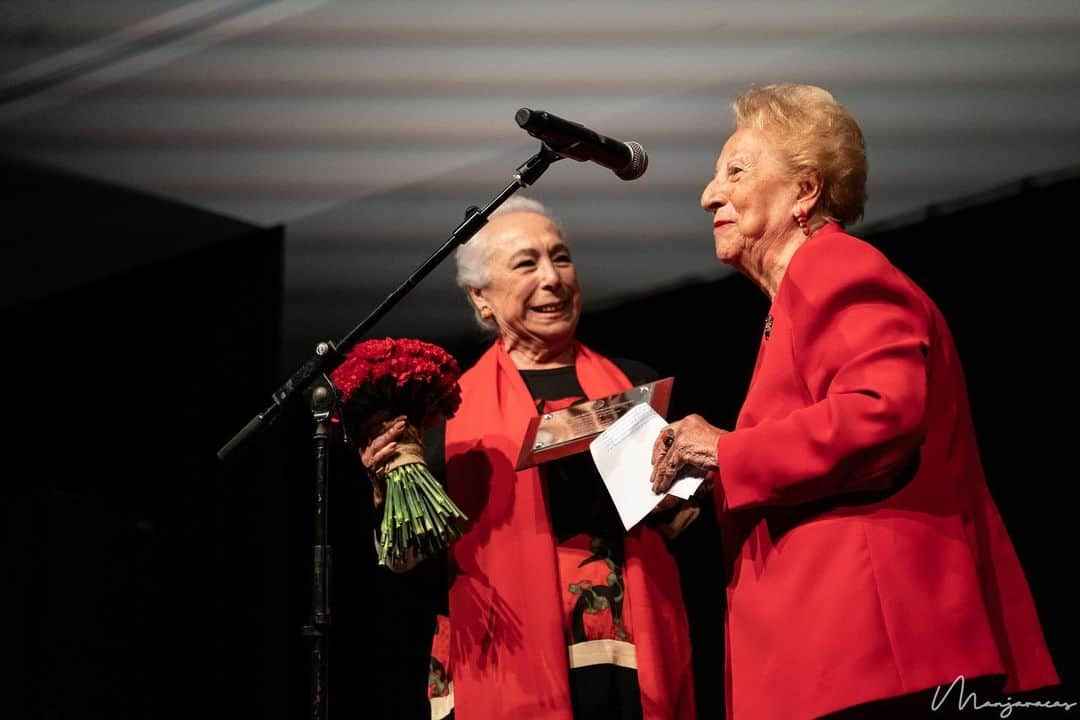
[617, 141, 648, 181]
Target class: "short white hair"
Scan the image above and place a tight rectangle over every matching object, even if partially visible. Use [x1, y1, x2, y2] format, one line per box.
[454, 195, 565, 331]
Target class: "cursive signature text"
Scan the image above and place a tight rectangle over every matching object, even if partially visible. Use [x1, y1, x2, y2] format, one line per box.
[931, 675, 1077, 718]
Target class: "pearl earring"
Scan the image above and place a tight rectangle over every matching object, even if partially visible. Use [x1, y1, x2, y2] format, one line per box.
[795, 212, 810, 236]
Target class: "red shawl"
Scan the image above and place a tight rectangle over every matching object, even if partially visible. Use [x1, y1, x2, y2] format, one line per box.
[445, 341, 696, 719]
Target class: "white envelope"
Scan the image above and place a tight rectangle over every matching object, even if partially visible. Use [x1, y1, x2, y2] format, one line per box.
[589, 403, 704, 531]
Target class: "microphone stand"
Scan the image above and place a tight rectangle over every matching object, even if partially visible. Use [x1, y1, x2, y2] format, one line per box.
[217, 144, 563, 720]
[303, 380, 336, 720]
[217, 143, 563, 461]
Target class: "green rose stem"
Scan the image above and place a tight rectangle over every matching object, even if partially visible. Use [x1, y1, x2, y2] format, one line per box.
[377, 428, 466, 571]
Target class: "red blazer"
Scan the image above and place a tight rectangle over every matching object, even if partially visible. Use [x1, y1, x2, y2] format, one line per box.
[714, 224, 1057, 719]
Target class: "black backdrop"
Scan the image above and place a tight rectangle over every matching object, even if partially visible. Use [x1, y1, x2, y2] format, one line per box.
[3, 159, 287, 719]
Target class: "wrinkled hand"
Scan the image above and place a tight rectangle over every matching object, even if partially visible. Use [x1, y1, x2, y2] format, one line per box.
[650, 414, 726, 495]
[359, 413, 406, 508]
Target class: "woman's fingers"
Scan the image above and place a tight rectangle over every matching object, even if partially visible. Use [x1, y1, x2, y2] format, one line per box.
[370, 441, 399, 467]
[360, 415, 407, 470]
[653, 449, 681, 495]
[651, 424, 676, 468]
[649, 415, 725, 495]
[650, 421, 683, 494]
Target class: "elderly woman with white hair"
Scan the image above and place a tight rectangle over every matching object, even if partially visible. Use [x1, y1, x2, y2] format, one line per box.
[649, 83, 1058, 719]
[363, 196, 698, 720]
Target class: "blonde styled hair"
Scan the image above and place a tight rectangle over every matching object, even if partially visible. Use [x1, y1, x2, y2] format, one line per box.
[733, 83, 868, 225]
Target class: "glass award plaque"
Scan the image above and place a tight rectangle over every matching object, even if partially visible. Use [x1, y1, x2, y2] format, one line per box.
[514, 377, 673, 470]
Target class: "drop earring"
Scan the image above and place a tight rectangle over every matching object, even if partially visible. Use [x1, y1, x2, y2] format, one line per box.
[795, 211, 810, 236]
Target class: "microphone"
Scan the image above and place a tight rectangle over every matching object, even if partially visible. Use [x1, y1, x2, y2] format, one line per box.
[515, 108, 648, 181]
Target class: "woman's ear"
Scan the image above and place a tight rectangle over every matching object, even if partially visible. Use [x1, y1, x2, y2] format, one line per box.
[467, 286, 491, 319]
[794, 168, 824, 215]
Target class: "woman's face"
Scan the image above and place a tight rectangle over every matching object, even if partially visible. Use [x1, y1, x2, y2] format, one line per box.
[700, 127, 801, 266]
[471, 211, 582, 350]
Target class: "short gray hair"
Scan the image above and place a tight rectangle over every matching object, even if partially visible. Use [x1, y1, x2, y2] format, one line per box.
[454, 195, 565, 331]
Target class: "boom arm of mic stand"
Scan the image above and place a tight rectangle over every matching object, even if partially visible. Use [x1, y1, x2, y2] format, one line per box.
[217, 144, 563, 460]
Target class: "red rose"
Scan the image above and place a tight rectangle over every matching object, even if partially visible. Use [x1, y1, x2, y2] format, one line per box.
[330, 337, 463, 436]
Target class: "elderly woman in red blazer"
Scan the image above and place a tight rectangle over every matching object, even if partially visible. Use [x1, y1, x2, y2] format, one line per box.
[649, 83, 1058, 719]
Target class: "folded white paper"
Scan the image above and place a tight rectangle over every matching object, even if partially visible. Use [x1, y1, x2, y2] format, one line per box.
[589, 403, 705, 531]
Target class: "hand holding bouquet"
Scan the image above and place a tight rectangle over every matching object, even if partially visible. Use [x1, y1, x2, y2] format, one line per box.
[331, 338, 467, 571]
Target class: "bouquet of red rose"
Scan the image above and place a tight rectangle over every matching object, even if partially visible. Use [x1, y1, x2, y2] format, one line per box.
[330, 337, 466, 571]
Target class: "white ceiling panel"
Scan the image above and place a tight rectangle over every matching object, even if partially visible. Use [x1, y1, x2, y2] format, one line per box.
[3, 0, 1079, 357]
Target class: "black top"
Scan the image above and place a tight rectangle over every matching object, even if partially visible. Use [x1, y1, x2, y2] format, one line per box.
[519, 363, 653, 546]
[518, 360, 656, 720]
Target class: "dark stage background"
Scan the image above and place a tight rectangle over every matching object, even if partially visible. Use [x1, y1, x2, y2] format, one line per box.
[4, 159, 1075, 718]
[3, 160, 288, 719]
